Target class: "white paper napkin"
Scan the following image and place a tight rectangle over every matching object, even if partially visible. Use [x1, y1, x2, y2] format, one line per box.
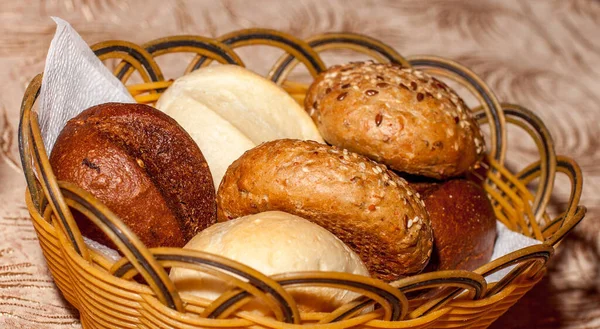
[486, 222, 541, 282]
[38, 17, 541, 281]
[39, 17, 134, 152]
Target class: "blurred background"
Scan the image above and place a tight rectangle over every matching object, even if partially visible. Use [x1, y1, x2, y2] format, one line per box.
[1, 0, 599, 328]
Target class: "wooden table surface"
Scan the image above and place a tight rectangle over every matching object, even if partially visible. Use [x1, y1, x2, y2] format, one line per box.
[1, 1, 599, 328]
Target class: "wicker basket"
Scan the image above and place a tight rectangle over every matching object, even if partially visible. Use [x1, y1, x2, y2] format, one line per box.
[19, 29, 586, 329]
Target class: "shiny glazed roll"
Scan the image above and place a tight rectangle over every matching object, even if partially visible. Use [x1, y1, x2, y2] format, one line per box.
[50, 102, 216, 249]
[418, 179, 497, 271]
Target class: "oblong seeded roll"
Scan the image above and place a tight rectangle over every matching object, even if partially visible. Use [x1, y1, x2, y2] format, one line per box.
[50, 103, 216, 249]
[305, 61, 485, 179]
[217, 139, 433, 281]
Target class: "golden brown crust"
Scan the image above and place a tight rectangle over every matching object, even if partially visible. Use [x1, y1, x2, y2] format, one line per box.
[420, 180, 497, 271]
[216, 139, 433, 281]
[305, 61, 485, 179]
[50, 102, 216, 249]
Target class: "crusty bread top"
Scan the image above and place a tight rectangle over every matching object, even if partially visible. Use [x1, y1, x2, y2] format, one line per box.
[217, 139, 433, 280]
[422, 180, 497, 271]
[50, 103, 216, 247]
[305, 61, 485, 179]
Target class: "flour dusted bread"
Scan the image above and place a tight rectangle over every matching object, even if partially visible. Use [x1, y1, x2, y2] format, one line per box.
[157, 65, 324, 188]
[305, 61, 485, 179]
[217, 139, 433, 281]
[170, 211, 370, 313]
[49, 103, 216, 249]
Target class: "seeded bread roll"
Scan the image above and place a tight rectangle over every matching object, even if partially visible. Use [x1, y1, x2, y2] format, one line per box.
[170, 211, 370, 313]
[305, 61, 485, 179]
[420, 180, 497, 271]
[217, 139, 433, 281]
[50, 103, 216, 249]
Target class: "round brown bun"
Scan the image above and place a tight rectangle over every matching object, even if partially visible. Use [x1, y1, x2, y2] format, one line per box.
[305, 61, 485, 179]
[49, 102, 216, 249]
[418, 179, 497, 271]
[169, 211, 370, 313]
[217, 139, 433, 281]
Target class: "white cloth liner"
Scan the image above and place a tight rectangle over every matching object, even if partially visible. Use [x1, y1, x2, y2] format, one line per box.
[39, 18, 540, 284]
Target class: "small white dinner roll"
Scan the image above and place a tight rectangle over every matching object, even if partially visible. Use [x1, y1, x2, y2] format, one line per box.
[156, 65, 323, 188]
[169, 211, 370, 313]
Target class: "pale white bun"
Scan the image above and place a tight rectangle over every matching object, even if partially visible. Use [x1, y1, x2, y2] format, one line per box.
[169, 211, 370, 313]
[156, 95, 255, 188]
[156, 65, 324, 188]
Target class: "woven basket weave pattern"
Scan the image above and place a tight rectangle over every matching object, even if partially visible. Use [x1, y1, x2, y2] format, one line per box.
[19, 29, 585, 329]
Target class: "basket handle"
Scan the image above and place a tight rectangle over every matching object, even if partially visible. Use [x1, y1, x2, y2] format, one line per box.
[187, 28, 327, 77]
[58, 182, 184, 312]
[274, 272, 407, 322]
[18, 74, 44, 210]
[110, 248, 301, 324]
[472, 104, 558, 241]
[21, 95, 90, 260]
[199, 271, 408, 322]
[268, 32, 411, 84]
[516, 156, 586, 246]
[142, 36, 245, 75]
[112, 257, 407, 323]
[388, 243, 551, 318]
[92, 40, 164, 84]
[94, 37, 245, 89]
[475, 244, 554, 297]
[408, 56, 506, 165]
[498, 104, 557, 220]
[390, 270, 487, 319]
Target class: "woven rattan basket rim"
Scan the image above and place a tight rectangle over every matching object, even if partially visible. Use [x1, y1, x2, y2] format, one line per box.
[18, 29, 586, 328]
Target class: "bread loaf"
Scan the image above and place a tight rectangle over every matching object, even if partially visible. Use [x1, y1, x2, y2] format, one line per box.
[49, 102, 216, 249]
[217, 139, 433, 281]
[305, 61, 485, 179]
[170, 211, 370, 313]
[419, 180, 497, 271]
[157, 65, 324, 188]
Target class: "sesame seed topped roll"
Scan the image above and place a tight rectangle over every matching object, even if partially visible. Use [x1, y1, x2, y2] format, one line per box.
[305, 61, 485, 179]
[217, 139, 433, 281]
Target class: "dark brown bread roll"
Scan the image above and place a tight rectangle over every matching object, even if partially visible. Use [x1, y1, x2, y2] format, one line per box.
[419, 179, 497, 271]
[305, 61, 485, 179]
[50, 102, 216, 249]
[216, 139, 433, 281]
